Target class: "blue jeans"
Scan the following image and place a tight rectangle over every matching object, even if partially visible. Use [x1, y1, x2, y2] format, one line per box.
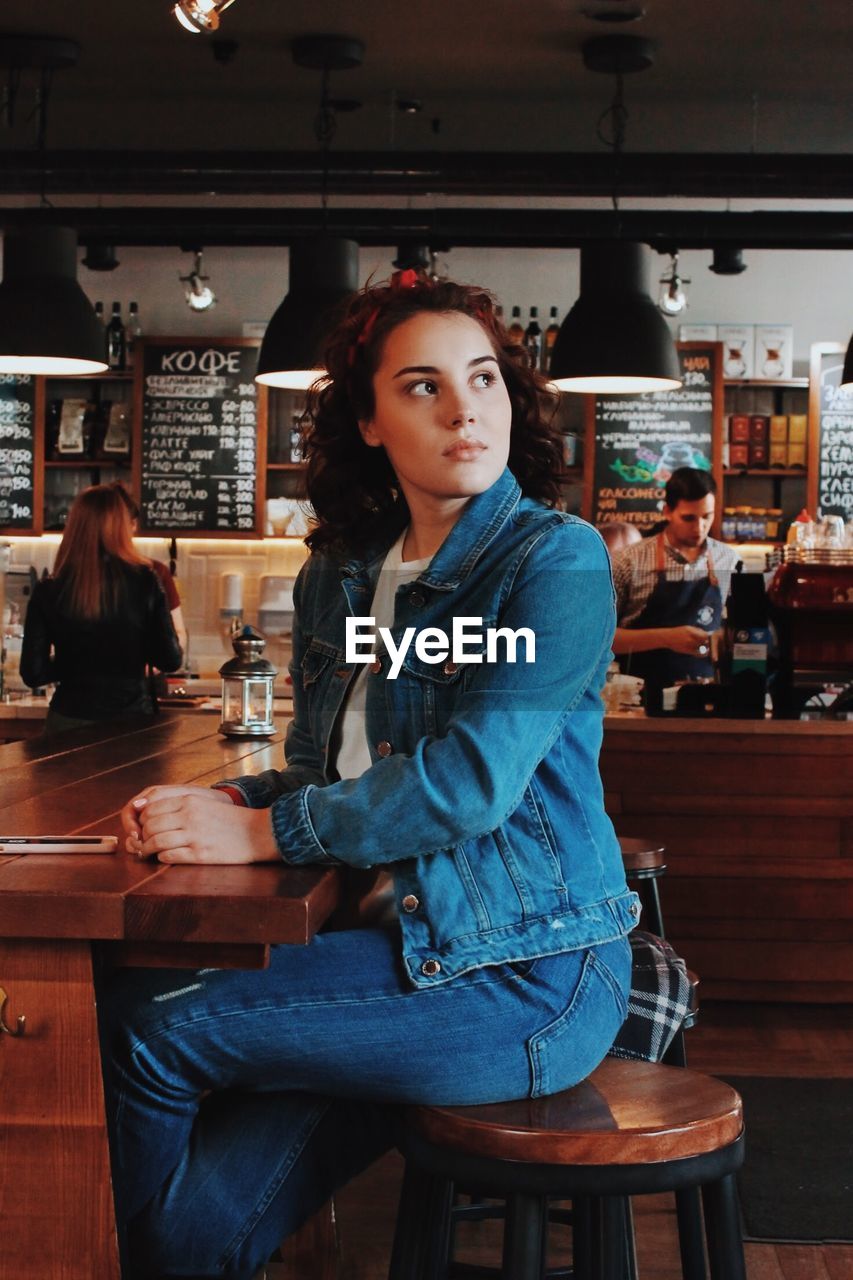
[99, 926, 630, 1279]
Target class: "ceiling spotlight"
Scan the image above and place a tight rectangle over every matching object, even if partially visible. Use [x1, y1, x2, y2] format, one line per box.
[709, 246, 748, 275]
[658, 251, 690, 315]
[172, 0, 238, 35]
[82, 243, 120, 272]
[180, 251, 216, 311]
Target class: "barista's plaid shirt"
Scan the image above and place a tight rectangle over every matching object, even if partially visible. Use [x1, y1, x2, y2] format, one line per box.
[611, 534, 740, 628]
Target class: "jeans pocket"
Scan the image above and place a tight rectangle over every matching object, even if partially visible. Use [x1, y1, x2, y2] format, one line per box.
[526, 944, 629, 1099]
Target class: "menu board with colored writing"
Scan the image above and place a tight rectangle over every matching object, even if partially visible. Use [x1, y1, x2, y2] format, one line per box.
[808, 343, 853, 522]
[138, 339, 261, 534]
[0, 374, 37, 530]
[583, 343, 723, 531]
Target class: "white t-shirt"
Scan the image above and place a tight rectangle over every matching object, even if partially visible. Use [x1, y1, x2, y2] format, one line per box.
[333, 530, 432, 781]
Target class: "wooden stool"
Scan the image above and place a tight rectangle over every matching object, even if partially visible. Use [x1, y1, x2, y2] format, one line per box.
[389, 1059, 745, 1280]
[619, 837, 667, 937]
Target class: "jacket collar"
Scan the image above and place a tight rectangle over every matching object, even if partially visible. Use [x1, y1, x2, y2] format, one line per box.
[341, 468, 522, 591]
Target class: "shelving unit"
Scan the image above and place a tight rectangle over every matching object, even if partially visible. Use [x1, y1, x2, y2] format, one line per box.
[722, 377, 809, 541]
[41, 371, 134, 530]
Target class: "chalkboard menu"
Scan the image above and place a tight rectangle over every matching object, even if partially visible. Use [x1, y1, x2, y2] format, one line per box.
[809, 343, 853, 522]
[0, 374, 36, 530]
[583, 343, 723, 531]
[138, 339, 261, 534]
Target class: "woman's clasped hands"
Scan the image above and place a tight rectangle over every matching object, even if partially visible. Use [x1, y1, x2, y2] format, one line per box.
[120, 784, 281, 864]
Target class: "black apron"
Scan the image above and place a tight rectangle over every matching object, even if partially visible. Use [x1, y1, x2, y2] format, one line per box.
[621, 533, 723, 708]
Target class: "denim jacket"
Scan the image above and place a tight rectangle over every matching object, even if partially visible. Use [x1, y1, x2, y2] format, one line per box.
[222, 469, 640, 987]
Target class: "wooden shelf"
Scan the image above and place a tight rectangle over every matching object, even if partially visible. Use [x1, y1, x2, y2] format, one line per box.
[45, 459, 131, 469]
[724, 468, 806, 477]
[724, 378, 808, 389]
[267, 462, 305, 471]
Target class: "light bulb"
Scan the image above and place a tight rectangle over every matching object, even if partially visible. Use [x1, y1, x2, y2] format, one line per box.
[186, 277, 216, 311]
[172, 0, 237, 34]
[659, 276, 687, 315]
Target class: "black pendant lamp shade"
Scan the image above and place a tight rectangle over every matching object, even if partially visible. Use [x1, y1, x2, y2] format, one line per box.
[255, 237, 359, 389]
[0, 226, 108, 375]
[549, 242, 682, 394]
[841, 332, 853, 390]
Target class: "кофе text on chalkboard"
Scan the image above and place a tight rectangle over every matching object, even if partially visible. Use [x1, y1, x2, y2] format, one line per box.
[140, 342, 259, 533]
[0, 375, 35, 530]
[810, 346, 853, 522]
[586, 344, 721, 530]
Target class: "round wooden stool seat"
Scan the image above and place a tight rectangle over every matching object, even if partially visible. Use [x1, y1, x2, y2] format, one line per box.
[408, 1058, 741, 1168]
[618, 836, 667, 936]
[617, 835, 666, 876]
[391, 1060, 747, 1280]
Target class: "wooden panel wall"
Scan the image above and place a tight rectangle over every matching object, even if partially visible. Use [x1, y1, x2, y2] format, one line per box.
[600, 720, 853, 1002]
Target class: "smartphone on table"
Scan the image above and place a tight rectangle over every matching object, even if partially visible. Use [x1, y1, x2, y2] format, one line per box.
[0, 836, 119, 854]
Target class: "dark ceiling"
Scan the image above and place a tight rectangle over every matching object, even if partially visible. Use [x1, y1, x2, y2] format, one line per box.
[0, 0, 851, 248]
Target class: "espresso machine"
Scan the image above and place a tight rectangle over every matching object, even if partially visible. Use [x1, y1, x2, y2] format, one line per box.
[766, 546, 853, 718]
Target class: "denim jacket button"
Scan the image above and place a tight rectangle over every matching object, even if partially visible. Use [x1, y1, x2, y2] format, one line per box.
[402, 894, 419, 913]
[421, 958, 441, 977]
[377, 740, 393, 757]
[630, 901, 640, 919]
[371, 659, 382, 675]
[408, 590, 427, 608]
[443, 660, 458, 675]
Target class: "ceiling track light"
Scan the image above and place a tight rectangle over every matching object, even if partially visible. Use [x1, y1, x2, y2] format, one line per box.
[709, 246, 748, 275]
[658, 250, 690, 315]
[172, 0, 238, 35]
[180, 250, 216, 311]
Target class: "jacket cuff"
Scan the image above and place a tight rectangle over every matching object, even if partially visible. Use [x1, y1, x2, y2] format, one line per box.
[270, 786, 338, 865]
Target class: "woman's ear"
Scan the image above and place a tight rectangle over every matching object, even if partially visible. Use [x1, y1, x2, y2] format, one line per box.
[358, 418, 382, 448]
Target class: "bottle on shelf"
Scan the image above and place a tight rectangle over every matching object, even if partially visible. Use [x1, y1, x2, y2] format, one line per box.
[93, 301, 107, 365]
[507, 306, 525, 346]
[125, 301, 142, 371]
[107, 302, 126, 371]
[289, 413, 304, 464]
[543, 306, 560, 373]
[524, 307, 542, 370]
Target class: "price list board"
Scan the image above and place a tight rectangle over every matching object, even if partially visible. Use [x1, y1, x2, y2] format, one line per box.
[809, 343, 853, 522]
[137, 339, 263, 535]
[582, 343, 724, 532]
[0, 374, 40, 532]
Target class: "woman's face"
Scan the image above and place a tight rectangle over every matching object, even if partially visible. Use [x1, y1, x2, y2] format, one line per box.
[358, 310, 512, 516]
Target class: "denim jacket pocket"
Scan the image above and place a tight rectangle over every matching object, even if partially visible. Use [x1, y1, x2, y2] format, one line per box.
[527, 947, 629, 1098]
[300, 638, 342, 688]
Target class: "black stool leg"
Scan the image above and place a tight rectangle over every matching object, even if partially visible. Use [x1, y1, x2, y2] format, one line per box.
[675, 1187, 708, 1280]
[644, 878, 666, 938]
[702, 1174, 747, 1280]
[502, 1192, 548, 1280]
[390, 1163, 454, 1280]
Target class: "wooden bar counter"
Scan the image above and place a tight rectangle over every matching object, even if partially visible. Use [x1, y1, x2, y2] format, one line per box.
[601, 715, 853, 1003]
[0, 713, 340, 1280]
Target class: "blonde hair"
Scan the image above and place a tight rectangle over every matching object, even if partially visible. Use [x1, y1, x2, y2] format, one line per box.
[53, 484, 148, 619]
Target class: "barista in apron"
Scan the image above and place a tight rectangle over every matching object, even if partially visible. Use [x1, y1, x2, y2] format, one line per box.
[622, 532, 723, 710]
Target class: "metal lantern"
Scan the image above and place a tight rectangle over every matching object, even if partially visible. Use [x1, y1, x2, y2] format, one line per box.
[218, 625, 277, 737]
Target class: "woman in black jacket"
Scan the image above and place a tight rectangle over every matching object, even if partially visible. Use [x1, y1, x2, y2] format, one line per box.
[21, 483, 183, 733]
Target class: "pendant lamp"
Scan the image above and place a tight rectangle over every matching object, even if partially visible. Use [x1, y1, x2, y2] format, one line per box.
[0, 226, 108, 375]
[549, 242, 682, 394]
[841, 333, 853, 390]
[255, 236, 359, 389]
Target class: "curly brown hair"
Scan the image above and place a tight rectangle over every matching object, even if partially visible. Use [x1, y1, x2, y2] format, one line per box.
[302, 275, 563, 555]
